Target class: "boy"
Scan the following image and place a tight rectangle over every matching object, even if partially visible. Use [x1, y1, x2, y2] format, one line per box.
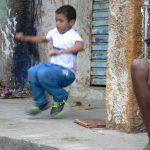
[131, 39, 150, 150]
[15, 5, 84, 118]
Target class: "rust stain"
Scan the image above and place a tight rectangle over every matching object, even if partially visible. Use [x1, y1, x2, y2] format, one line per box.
[106, 0, 144, 132]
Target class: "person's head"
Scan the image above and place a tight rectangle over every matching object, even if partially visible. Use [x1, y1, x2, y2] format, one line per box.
[55, 5, 76, 33]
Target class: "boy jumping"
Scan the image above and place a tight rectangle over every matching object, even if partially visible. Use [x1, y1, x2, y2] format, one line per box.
[15, 5, 84, 118]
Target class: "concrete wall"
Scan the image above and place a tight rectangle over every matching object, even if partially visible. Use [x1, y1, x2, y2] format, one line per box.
[0, 0, 36, 88]
[0, 0, 13, 83]
[0, 0, 105, 102]
[106, 0, 144, 132]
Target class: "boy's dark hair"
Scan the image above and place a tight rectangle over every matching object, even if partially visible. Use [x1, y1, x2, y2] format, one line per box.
[56, 5, 76, 21]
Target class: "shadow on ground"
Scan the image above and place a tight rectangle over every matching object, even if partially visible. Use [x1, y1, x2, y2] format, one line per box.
[0, 136, 59, 150]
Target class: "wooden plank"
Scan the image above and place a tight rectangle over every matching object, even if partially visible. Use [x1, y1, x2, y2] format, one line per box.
[74, 119, 106, 128]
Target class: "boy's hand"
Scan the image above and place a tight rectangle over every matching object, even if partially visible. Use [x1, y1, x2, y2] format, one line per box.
[15, 32, 25, 41]
[49, 49, 63, 56]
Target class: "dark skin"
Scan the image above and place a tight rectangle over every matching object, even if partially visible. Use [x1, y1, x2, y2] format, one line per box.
[131, 58, 150, 150]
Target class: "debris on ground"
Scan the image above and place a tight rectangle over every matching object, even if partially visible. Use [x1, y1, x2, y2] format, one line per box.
[74, 118, 106, 128]
[71, 101, 96, 111]
[0, 88, 31, 99]
[0, 80, 31, 99]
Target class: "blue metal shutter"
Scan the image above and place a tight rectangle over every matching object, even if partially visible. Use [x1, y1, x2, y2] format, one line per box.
[91, 0, 109, 86]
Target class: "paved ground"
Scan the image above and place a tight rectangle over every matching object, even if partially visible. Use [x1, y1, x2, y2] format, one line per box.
[0, 98, 147, 150]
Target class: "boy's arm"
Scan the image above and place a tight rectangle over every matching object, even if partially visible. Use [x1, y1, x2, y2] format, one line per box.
[15, 32, 48, 43]
[49, 41, 84, 56]
[61, 41, 84, 54]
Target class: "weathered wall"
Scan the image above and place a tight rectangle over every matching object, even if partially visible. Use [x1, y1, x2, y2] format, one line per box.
[35, 0, 105, 104]
[0, 0, 12, 83]
[0, 0, 38, 89]
[106, 0, 144, 132]
[0, 0, 105, 103]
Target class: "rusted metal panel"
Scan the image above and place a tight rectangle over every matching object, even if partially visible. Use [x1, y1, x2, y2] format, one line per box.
[91, 0, 109, 86]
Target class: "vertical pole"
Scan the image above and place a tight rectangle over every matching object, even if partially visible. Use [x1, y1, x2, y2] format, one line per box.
[144, 5, 148, 57]
[143, 2, 150, 58]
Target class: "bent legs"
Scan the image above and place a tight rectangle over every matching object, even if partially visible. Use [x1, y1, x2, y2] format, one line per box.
[131, 58, 150, 150]
[28, 62, 75, 106]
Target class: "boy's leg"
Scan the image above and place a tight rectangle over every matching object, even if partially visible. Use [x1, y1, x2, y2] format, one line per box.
[131, 58, 150, 149]
[37, 63, 75, 117]
[28, 63, 49, 115]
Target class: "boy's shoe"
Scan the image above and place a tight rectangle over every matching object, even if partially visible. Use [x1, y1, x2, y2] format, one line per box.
[50, 100, 70, 118]
[28, 101, 50, 115]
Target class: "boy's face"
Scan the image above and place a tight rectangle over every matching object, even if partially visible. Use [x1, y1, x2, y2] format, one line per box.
[55, 13, 75, 33]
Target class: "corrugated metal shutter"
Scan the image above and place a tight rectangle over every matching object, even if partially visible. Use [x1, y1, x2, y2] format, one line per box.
[91, 0, 109, 86]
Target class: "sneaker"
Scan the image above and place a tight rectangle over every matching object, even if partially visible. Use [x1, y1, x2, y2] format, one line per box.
[50, 100, 70, 118]
[28, 101, 50, 115]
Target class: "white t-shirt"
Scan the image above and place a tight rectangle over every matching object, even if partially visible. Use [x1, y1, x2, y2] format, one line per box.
[46, 28, 83, 73]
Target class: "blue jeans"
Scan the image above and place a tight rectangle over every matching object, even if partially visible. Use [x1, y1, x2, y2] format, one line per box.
[28, 62, 75, 107]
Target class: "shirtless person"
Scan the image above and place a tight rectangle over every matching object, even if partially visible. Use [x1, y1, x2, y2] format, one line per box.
[131, 39, 150, 150]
